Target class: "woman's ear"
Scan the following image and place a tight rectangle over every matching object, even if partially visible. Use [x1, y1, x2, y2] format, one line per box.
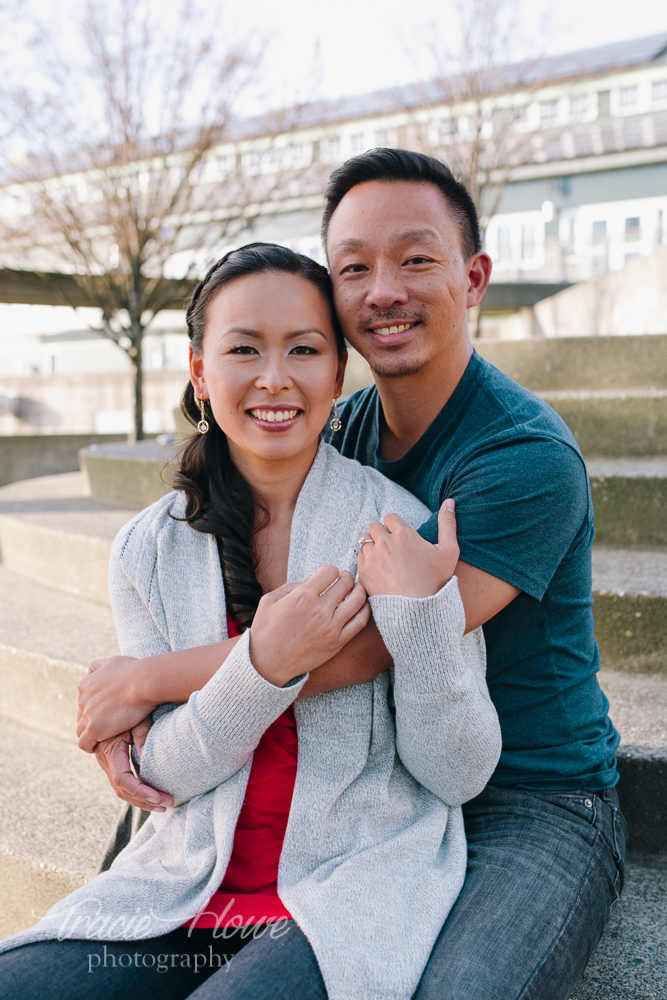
[189, 344, 207, 399]
[334, 349, 348, 398]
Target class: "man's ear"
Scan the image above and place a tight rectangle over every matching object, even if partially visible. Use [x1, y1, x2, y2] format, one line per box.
[466, 252, 492, 309]
[334, 349, 348, 397]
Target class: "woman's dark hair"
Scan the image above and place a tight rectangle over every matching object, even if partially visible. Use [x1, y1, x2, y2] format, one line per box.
[321, 147, 482, 260]
[172, 242, 345, 630]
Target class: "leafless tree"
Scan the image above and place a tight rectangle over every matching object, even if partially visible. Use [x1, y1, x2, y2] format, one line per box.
[410, 0, 549, 234]
[0, 0, 296, 439]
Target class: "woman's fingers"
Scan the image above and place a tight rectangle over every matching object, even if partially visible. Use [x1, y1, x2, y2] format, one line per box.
[333, 580, 367, 625]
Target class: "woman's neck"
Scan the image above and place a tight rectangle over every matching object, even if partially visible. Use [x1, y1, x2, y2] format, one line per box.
[227, 439, 319, 521]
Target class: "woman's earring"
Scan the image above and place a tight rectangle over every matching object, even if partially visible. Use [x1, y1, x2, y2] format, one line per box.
[196, 396, 210, 434]
[329, 396, 342, 433]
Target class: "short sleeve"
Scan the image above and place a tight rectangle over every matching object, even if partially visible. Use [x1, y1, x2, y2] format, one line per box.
[418, 437, 591, 600]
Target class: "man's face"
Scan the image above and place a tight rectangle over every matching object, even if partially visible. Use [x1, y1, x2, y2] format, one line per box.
[327, 180, 484, 378]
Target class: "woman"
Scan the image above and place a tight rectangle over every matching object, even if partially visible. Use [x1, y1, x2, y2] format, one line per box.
[0, 244, 501, 1000]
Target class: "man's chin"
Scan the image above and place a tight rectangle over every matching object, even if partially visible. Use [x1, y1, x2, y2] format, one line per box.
[369, 357, 429, 379]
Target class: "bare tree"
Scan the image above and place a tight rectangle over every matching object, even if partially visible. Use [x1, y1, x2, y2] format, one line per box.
[0, 0, 287, 438]
[410, 0, 549, 234]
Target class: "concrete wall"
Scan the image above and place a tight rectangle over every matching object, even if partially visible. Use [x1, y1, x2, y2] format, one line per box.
[0, 370, 190, 436]
[0, 434, 127, 487]
[489, 246, 667, 339]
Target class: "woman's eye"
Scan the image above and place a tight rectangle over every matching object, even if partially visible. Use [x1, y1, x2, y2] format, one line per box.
[290, 345, 318, 355]
[229, 345, 259, 355]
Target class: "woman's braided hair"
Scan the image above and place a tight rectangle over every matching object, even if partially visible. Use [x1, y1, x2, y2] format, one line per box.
[171, 242, 345, 630]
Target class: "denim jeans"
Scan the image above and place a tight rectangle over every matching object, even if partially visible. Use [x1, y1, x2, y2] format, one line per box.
[0, 785, 626, 1000]
[415, 784, 628, 1000]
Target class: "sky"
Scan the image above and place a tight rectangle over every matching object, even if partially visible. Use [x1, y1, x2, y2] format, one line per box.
[229, 0, 667, 115]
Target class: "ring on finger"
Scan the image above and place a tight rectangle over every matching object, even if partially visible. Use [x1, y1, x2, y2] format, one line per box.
[358, 535, 374, 547]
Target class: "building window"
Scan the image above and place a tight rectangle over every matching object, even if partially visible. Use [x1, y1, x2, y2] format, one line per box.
[248, 150, 262, 170]
[652, 80, 667, 104]
[539, 100, 559, 123]
[619, 85, 638, 108]
[350, 132, 365, 153]
[375, 129, 389, 146]
[592, 220, 607, 243]
[440, 117, 457, 137]
[569, 94, 589, 119]
[290, 143, 305, 164]
[509, 105, 528, 126]
[521, 224, 535, 260]
[496, 226, 511, 263]
[624, 216, 641, 241]
[322, 136, 341, 160]
[268, 147, 282, 167]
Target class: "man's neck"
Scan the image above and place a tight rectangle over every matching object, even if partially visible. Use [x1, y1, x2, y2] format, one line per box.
[375, 338, 473, 462]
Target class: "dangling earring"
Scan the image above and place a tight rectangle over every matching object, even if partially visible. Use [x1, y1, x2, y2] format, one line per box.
[196, 396, 210, 434]
[329, 396, 342, 433]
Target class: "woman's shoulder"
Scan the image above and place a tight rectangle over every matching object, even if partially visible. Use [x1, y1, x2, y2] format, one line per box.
[111, 489, 188, 573]
[319, 442, 430, 530]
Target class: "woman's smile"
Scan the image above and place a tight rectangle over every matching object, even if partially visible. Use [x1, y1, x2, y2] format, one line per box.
[247, 405, 303, 431]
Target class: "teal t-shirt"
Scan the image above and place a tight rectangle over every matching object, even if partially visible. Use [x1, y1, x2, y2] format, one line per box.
[325, 350, 619, 791]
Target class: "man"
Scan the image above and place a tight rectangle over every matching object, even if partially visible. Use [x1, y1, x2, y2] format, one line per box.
[87, 149, 625, 999]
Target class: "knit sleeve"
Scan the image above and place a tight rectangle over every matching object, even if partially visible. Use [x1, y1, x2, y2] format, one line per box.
[370, 577, 502, 806]
[137, 631, 308, 806]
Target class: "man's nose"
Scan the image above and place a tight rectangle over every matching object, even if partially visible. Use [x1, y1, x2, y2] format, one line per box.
[364, 265, 410, 310]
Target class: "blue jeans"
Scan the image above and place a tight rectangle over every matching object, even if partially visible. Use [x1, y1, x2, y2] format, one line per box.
[415, 784, 627, 1000]
[0, 786, 626, 999]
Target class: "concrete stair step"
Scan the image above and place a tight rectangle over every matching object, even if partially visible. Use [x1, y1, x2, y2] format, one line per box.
[592, 547, 667, 672]
[587, 458, 667, 546]
[0, 566, 119, 741]
[80, 438, 178, 510]
[0, 715, 121, 939]
[601, 669, 667, 853]
[538, 389, 667, 458]
[571, 853, 667, 1000]
[0, 472, 137, 604]
[476, 333, 667, 393]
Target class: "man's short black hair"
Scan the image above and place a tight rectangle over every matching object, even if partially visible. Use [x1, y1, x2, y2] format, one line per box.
[321, 147, 482, 260]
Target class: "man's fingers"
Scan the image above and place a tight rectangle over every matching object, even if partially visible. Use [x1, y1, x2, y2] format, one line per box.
[115, 770, 172, 810]
[437, 498, 457, 540]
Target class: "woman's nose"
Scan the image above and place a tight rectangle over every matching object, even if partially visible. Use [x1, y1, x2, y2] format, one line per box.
[255, 356, 293, 393]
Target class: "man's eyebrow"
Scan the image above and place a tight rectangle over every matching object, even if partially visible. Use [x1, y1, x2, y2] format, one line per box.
[330, 228, 443, 259]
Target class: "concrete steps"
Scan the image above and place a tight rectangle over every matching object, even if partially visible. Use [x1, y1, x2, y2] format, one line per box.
[588, 459, 667, 546]
[0, 565, 119, 741]
[0, 472, 137, 604]
[539, 389, 667, 458]
[0, 715, 120, 938]
[571, 853, 667, 1000]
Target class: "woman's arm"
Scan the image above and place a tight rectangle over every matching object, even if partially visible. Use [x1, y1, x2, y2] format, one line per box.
[132, 566, 370, 805]
[359, 502, 502, 806]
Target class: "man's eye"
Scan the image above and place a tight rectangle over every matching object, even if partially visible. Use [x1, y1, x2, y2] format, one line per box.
[341, 263, 368, 274]
[229, 345, 258, 354]
[405, 256, 431, 265]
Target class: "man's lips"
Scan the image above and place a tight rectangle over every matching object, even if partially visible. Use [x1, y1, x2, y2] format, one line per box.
[366, 321, 420, 336]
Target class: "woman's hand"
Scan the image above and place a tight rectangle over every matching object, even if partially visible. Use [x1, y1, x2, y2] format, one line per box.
[77, 655, 157, 753]
[249, 566, 370, 687]
[358, 499, 459, 598]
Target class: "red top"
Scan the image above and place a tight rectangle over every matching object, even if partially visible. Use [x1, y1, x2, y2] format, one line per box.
[185, 613, 297, 929]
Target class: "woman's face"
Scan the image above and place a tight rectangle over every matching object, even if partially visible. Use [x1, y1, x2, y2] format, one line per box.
[190, 271, 346, 467]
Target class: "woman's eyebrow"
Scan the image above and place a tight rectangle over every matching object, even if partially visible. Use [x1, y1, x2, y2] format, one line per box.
[224, 327, 328, 340]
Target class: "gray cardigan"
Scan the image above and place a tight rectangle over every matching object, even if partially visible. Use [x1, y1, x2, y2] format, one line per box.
[0, 442, 501, 1000]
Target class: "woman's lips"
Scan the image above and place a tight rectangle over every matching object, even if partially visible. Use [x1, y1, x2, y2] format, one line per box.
[247, 407, 303, 431]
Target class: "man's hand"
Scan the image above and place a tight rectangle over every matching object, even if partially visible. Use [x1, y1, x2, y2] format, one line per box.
[78, 655, 156, 753]
[358, 499, 458, 598]
[94, 718, 174, 812]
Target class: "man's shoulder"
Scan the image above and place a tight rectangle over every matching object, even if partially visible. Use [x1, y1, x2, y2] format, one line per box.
[473, 352, 581, 453]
